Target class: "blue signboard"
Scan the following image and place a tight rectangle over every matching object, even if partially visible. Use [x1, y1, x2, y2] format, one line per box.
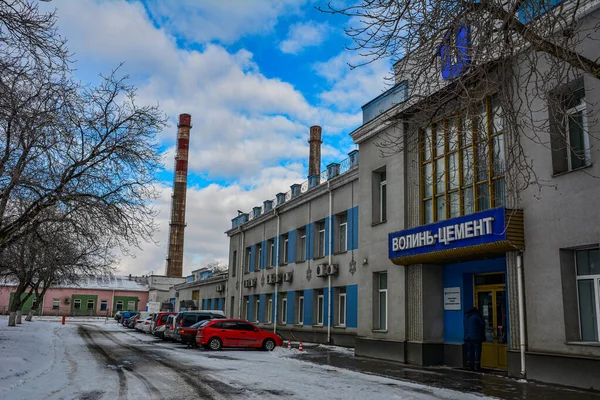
[439, 25, 471, 81]
[389, 208, 508, 260]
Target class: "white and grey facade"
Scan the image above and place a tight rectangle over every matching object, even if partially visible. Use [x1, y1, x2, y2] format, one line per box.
[350, 3, 600, 391]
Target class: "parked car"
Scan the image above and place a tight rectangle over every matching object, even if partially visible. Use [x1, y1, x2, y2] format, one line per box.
[179, 319, 224, 347]
[196, 319, 283, 351]
[120, 311, 138, 326]
[140, 316, 153, 333]
[153, 324, 167, 339]
[114, 311, 123, 321]
[163, 315, 177, 341]
[174, 311, 226, 343]
[126, 315, 139, 329]
[151, 311, 176, 334]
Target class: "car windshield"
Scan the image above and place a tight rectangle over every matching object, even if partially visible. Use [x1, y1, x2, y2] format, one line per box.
[191, 320, 209, 328]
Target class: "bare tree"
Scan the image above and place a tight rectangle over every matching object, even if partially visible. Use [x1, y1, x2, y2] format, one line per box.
[207, 260, 228, 274]
[322, 0, 600, 206]
[1, 208, 115, 326]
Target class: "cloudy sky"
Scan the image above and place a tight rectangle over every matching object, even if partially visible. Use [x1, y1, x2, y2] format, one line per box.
[43, 0, 391, 277]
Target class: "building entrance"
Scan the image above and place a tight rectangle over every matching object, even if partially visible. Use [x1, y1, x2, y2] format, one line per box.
[474, 273, 507, 370]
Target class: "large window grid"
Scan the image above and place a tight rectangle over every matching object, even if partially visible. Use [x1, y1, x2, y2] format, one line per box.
[281, 296, 287, 324]
[297, 295, 305, 325]
[316, 292, 324, 326]
[576, 248, 600, 341]
[297, 228, 306, 262]
[338, 288, 347, 327]
[316, 221, 326, 258]
[376, 272, 388, 330]
[421, 95, 505, 224]
[338, 213, 348, 253]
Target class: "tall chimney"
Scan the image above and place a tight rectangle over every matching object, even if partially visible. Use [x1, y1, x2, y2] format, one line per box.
[166, 113, 191, 277]
[308, 125, 322, 177]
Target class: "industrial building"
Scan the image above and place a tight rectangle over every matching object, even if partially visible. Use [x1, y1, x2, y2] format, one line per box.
[222, 5, 600, 391]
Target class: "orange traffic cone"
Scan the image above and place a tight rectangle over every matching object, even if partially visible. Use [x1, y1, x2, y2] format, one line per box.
[299, 340, 303, 352]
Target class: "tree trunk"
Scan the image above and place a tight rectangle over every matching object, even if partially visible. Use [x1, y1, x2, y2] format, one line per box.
[8, 311, 16, 326]
[25, 310, 33, 321]
[16, 310, 22, 324]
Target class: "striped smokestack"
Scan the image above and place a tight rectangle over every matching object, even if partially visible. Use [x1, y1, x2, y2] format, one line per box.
[166, 113, 191, 277]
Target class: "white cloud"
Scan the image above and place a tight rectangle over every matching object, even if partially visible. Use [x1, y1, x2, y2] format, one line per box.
[43, 0, 365, 276]
[144, 0, 307, 44]
[280, 21, 331, 54]
[314, 51, 393, 112]
[118, 166, 305, 276]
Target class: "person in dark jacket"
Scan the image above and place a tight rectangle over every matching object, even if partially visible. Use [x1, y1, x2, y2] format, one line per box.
[464, 306, 485, 371]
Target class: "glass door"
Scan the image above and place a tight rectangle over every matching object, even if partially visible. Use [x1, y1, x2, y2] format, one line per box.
[475, 282, 508, 370]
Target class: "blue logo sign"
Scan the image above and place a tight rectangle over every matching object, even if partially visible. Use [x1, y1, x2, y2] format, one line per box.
[389, 208, 508, 261]
[439, 25, 472, 81]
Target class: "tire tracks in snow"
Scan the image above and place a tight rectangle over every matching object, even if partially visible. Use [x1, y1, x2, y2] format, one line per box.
[79, 325, 228, 399]
[78, 326, 128, 400]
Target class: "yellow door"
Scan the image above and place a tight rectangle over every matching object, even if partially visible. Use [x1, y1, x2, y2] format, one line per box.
[475, 284, 508, 370]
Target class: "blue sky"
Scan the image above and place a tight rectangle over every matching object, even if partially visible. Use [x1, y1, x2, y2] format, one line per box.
[43, 0, 392, 276]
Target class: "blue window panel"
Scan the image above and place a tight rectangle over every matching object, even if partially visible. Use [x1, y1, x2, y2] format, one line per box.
[259, 293, 266, 323]
[324, 216, 331, 256]
[248, 295, 254, 321]
[351, 206, 359, 250]
[262, 240, 268, 270]
[202, 299, 207, 309]
[304, 289, 314, 326]
[250, 245, 256, 272]
[217, 298, 223, 311]
[286, 291, 295, 325]
[212, 298, 217, 310]
[287, 230, 296, 264]
[518, 0, 563, 24]
[306, 223, 314, 260]
[346, 284, 358, 328]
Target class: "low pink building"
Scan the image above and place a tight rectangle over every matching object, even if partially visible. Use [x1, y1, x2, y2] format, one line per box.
[0, 275, 149, 316]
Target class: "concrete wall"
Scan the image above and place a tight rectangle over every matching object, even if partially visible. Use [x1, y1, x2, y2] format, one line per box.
[355, 123, 407, 344]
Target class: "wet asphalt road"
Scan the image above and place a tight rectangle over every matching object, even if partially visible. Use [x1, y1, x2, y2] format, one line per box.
[298, 346, 600, 400]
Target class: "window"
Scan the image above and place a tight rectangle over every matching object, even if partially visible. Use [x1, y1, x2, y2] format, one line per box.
[575, 248, 600, 341]
[421, 95, 505, 223]
[256, 243, 262, 272]
[127, 300, 135, 311]
[316, 291, 324, 325]
[268, 239, 275, 268]
[245, 247, 251, 273]
[244, 297, 249, 320]
[100, 300, 107, 311]
[376, 272, 388, 330]
[338, 288, 347, 327]
[372, 168, 387, 224]
[565, 100, 590, 170]
[116, 300, 123, 311]
[87, 299, 95, 310]
[550, 77, 591, 174]
[52, 299, 60, 310]
[281, 296, 287, 324]
[235, 322, 256, 331]
[231, 251, 237, 277]
[281, 234, 289, 265]
[337, 213, 348, 253]
[267, 297, 273, 323]
[255, 298, 260, 323]
[73, 299, 81, 310]
[297, 295, 305, 325]
[297, 227, 306, 262]
[316, 221, 326, 258]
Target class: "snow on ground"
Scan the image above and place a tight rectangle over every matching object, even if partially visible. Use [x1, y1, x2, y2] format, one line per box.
[0, 318, 498, 400]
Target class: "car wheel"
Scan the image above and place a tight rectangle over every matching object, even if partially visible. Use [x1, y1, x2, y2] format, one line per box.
[262, 339, 276, 351]
[208, 337, 222, 351]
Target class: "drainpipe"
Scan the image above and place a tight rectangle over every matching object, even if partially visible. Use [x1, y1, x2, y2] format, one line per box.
[238, 228, 245, 319]
[274, 208, 280, 334]
[327, 180, 333, 344]
[111, 289, 115, 317]
[517, 253, 526, 378]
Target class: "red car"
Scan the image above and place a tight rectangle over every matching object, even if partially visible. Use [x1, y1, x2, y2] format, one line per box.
[196, 319, 283, 351]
